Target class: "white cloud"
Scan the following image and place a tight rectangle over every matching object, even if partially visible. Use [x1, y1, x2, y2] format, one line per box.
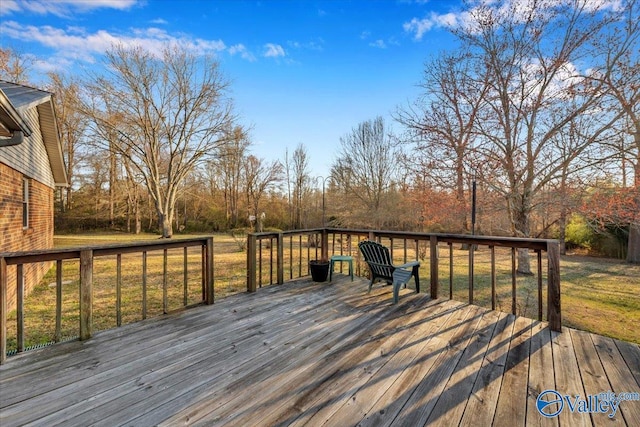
[0, 1, 21, 15]
[502, 57, 587, 109]
[0, 20, 226, 63]
[369, 39, 387, 49]
[403, 11, 462, 40]
[263, 43, 285, 58]
[229, 43, 256, 62]
[0, 0, 139, 17]
[150, 18, 168, 25]
[287, 38, 324, 51]
[404, 0, 625, 41]
[360, 30, 371, 40]
[33, 55, 75, 73]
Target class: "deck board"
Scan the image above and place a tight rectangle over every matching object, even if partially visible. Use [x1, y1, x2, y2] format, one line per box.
[1, 275, 638, 426]
[524, 321, 558, 427]
[494, 316, 532, 427]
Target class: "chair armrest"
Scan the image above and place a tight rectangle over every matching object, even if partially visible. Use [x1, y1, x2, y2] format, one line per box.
[367, 261, 391, 269]
[395, 261, 420, 269]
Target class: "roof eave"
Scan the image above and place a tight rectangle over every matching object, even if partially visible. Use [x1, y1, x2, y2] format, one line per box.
[38, 97, 69, 187]
[0, 88, 33, 137]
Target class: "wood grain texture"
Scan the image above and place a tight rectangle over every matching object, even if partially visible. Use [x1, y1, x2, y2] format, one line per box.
[0, 275, 637, 427]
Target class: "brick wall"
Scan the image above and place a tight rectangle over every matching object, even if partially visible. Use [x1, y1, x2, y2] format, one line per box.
[1, 162, 54, 312]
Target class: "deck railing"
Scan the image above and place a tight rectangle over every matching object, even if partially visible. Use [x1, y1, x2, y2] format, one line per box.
[1, 229, 561, 364]
[0, 237, 214, 364]
[247, 228, 561, 332]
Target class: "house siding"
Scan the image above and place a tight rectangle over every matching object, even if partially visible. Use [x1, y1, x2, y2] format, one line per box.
[0, 107, 55, 189]
[0, 162, 54, 312]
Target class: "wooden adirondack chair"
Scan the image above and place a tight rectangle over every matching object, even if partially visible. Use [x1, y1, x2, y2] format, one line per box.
[358, 240, 420, 303]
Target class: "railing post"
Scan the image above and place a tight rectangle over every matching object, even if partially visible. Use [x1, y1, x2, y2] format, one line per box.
[17, 264, 24, 352]
[206, 237, 214, 304]
[321, 229, 329, 260]
[79, 249, 93, 341]
[56, 260, 64, 339]
[0, 257, 6, 364]
[468, 245, 474, 304]
[247, 234, 257, 293]
[430, 235, 439, 299]
[547, 241, 562, 332]
[277, 233, 284, 284]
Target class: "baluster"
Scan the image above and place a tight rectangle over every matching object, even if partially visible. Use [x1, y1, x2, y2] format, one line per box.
[163, 249, 168, 314]
[270, 237, 274, 285]
[468, 244, 474, 304]
[430, 235, 438, 299]
[56, 260, 63, 341]
[289, 236, 293, 280]
[1, 257, 6, 364]
[259, 239, 263, 288]
[183, 247, 188, 306]
[17, 264, 24, 352]
[116, 254, 122, 327]
[537, 249, 543, 321]
[449, 242, 453, 300]
[490, 246, 496, 311]
[511, 247, 517, 315]
[142, 251, 147, 319]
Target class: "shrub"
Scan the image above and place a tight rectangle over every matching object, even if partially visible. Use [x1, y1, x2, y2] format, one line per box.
[565, 214, 595, 250]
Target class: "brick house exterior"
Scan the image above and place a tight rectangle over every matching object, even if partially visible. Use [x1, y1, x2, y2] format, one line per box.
[0, 81, 67, 312]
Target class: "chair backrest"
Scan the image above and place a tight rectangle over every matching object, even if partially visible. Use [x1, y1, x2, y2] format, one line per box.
[358, 240, 394, 279]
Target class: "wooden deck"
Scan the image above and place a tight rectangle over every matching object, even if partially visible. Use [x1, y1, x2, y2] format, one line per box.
[1, 275, 639, 426]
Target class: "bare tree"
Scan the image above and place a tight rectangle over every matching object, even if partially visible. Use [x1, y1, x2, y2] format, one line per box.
[121, 152, 143, 234]
[291, 144, 311, 229]
[397, 50, 489, 234]
[46, 72, 88, 211]
[589, 0, 640, 262]
[332, 116, 401, 228]
[284, 148, 293, 228]
[83, 43, 236, 237]
[459, 0, 626, 273]
[210, 126, 251, 229]
[243, 156, 283, 232]
[0, 47, 33, 84]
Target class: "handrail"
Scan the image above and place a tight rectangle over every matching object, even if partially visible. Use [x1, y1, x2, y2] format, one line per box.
[0, 237, 214, 364]
[247, 228, 561, 332]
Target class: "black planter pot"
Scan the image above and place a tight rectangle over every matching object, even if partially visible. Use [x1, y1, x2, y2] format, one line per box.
[309, 260, 330, 282]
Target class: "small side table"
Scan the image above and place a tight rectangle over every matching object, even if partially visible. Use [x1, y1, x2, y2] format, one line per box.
[329, 255, 354, 282]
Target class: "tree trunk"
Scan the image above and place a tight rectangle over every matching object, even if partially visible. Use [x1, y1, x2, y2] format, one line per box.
[109, 151, 117, 228]
[517, 248, 532, 275]
[135, 201, 141, 234]
[65, 186, 73, 211]
[156, 197, 174, 238]
[629, 153, 640, 263]
[126, 203, 131, 233]
[559, 210, 567, 256]
[257, 213, 264, 232]
[628, 223, 640, 264]
[159, 212, 173, 238]
[512, 195, 533, 275]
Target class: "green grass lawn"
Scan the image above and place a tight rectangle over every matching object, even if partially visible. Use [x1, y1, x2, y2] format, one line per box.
[427, 247, 639, 344]
[558, 254, 640, 344]
[4, 232, 639, 354]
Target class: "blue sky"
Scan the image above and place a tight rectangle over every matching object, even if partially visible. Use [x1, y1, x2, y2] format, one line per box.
[0, 0, 463, 177]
